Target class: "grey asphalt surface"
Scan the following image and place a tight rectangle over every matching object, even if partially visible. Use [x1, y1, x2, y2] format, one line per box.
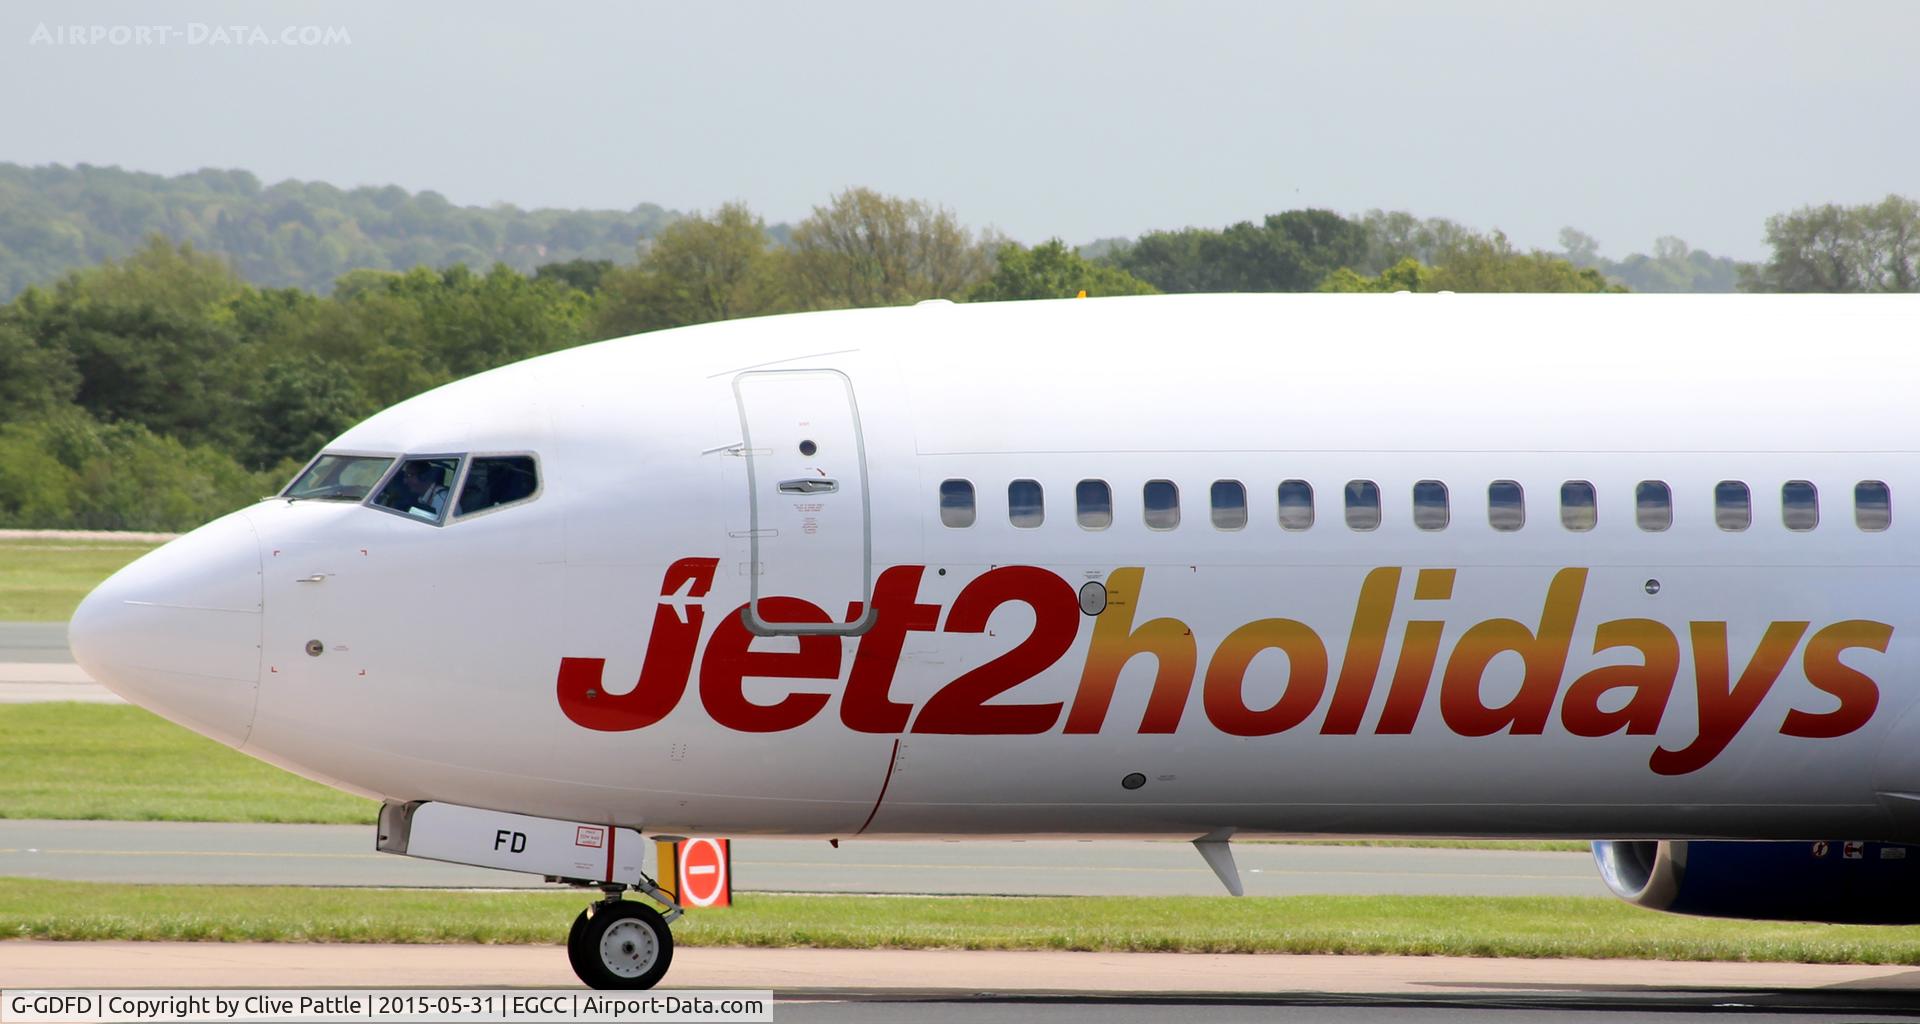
[0, 820, 1610, 896]
[0, 621, 74, 662]
[0, 621, 120, 701]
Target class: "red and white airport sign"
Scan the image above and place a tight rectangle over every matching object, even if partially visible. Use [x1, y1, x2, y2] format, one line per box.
[657, 837, 732, 908]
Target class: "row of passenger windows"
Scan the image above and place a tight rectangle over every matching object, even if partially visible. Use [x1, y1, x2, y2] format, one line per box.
[939, 478, 1894, 533]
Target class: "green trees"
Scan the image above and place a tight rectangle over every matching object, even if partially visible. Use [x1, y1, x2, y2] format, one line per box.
[1557, 229, 1741, 292]
[1360, 211, 1478, 271]
[1319, 233, 1620, 293]
[10, 240, 257, 453]
[786, 188, 997, 308]
[335, 264, 591, 384]
[0, 162, 676, 299]
[1741, 195, 1920, 293]
[0, 320, 78, 417]
[0, 241, 600, 529]
[595, 203, 787, 337]
[596, 192, 1007, 335]
[969, 239, 1156, 301]
[1107, 210, 1368, 293]
[1318, 258, 1433, 293]
[1102, 208, 1621, 295]
[0, 411, 281, 531]
[533, 259, 616, 295]
[1422, 233, 1622, 293]
[3, 180, 1912, 531]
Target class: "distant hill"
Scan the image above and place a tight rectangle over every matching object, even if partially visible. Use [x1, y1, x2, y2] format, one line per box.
[0, 163, 678, 297]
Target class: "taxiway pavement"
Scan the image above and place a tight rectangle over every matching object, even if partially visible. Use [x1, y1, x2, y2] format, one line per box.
[0, 622, 119, 703]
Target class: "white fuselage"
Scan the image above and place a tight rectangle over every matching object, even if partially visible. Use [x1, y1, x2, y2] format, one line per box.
[70, 294, 1920, 842]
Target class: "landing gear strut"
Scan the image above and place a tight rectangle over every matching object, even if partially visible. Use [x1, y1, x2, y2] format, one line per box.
[567, 879, 683, 989]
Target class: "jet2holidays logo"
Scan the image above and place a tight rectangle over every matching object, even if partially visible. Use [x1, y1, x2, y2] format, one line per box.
[555, 559, 1893, 776]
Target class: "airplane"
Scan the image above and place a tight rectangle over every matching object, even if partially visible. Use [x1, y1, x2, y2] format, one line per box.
[67, 292, 1920, 989]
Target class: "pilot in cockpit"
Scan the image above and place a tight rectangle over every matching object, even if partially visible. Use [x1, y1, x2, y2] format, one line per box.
[396, 460, 449, 518]
[385, 457, 449, 514]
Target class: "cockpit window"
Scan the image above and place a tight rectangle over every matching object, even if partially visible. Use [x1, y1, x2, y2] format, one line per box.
[371, 457, 462, 523]
[284, 454, 395, 502]
[456, 455, 540, 517]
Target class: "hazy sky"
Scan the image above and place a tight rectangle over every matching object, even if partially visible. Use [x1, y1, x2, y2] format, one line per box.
[3, 1, 1915, 260]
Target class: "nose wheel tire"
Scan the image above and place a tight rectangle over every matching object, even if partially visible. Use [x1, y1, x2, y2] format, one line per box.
[568, 901, 674, 990]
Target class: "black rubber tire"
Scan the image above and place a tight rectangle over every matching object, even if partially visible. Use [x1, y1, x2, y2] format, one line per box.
[568, 900, 673, 990]
[565, 907, 592, 984]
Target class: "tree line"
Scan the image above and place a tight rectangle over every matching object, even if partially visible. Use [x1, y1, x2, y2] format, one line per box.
[10, 161, 1915, 301]
[1, 185, 1914, 531]
[0, 163, 675, 299]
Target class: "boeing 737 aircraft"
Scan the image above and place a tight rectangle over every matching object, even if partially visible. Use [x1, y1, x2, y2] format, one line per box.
[68, 293, 1920, 988]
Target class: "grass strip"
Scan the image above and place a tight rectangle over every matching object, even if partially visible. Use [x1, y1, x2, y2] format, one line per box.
[5, 880, 1920, 964]
[0, 540, 158, 622]
[0, 704, 377, 824]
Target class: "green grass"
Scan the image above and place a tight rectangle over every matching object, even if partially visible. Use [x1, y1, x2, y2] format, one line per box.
[0, 539, 158, 622]
[0, 704, 377, 824]
[4, 880, 1920, 963]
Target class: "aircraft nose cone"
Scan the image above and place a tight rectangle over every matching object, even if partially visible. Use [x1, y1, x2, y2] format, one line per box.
[69, 511, 264, 746]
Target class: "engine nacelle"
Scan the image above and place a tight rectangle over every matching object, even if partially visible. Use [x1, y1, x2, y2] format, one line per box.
[1593, 839, 1920, 924]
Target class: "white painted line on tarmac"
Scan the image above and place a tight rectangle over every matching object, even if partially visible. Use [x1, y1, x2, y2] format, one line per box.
[0, 661, 122, 702]
[0, 663, 92, 682]
[0, 684, 124, 703]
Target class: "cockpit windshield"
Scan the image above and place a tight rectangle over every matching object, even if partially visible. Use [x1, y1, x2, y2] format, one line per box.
[457, 455, 539, 517]
[284, 454, 395, 502]
[372, 457, 463, 523]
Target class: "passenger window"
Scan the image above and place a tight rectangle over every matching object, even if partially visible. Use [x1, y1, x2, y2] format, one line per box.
[1714, 480, 1750, 532]
[455, 456, 538, 517]
[1076, 479, 1113, 530]
[1277, 479, 1314, 531]
[1782, 480, 1818, 531]
[372, 456, 462, 523]
[1488, 480, 1524, 532]
[1412, 480, 1448, 531]
[1857, 480, 1892, 532]
[1560, 480, 1597, 532]
[1636, 480, 1672, 532]
[1345, 480, 1380, 531]
[1009, 479, 1044, 528]
[1144, 479, 1180, 530]
[939, 479, 975, 528]
[1211, 480, 1247, 530]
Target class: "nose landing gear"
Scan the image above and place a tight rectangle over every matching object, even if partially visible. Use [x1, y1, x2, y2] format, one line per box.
[568, 880, 683, 990]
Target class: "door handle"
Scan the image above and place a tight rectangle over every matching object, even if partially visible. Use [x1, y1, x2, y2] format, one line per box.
[296, 574, 329, 584]
[777, 479, 839, 495]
